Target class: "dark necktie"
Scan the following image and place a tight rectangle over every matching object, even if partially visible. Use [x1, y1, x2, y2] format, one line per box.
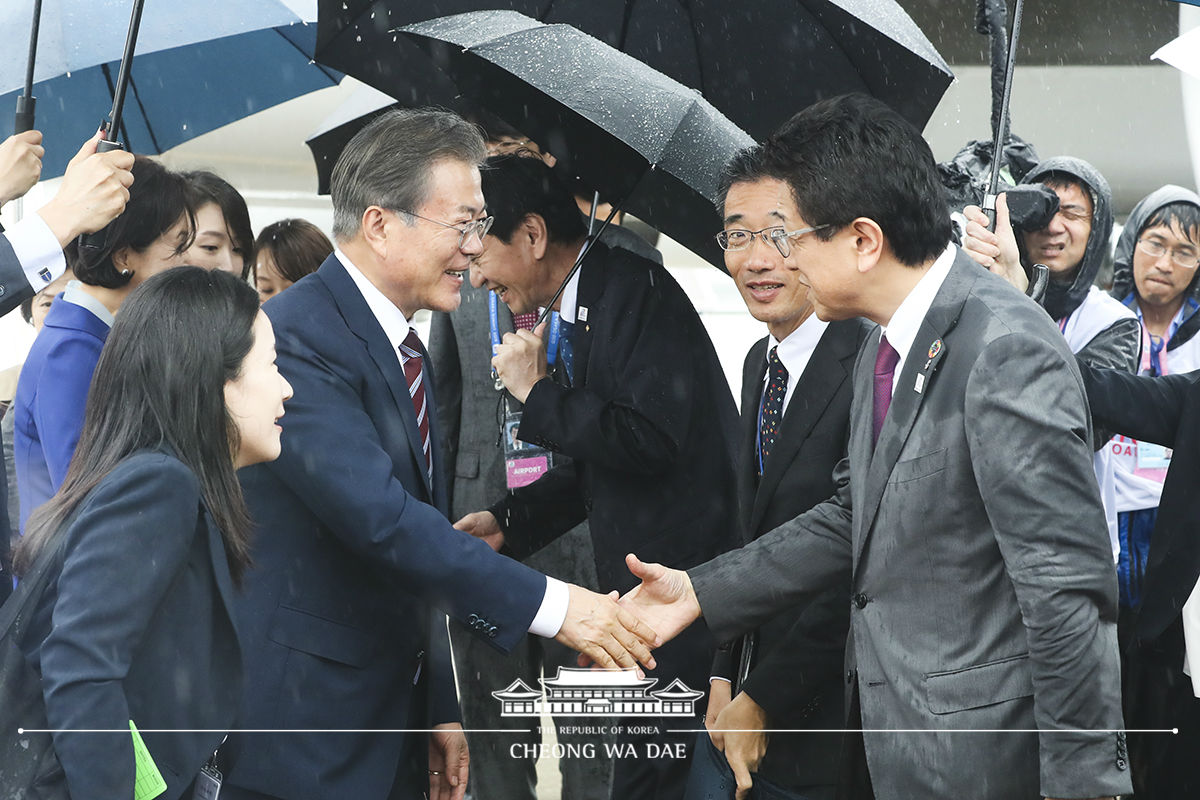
[558, 319, 576, 385]
[512, 310, 539, 330]
[872, 334, 901, 446]
[758, 346, 788, 475]
[399, 328, 432, 482]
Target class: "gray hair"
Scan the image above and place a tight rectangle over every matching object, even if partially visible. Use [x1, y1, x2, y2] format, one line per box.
[330, 108, 488, 241]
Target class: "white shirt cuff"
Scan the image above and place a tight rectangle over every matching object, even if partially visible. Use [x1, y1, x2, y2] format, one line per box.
[528, 576, 570, 638]
[7, 213, 66, 292]
[709, 676, 732, 684]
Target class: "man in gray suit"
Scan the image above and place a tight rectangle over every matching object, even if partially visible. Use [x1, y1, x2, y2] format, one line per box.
[618, 94, 1130, 800]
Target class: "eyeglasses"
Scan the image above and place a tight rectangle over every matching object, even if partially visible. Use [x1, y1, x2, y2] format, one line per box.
[395, 209, 495, 250]
[716, 224, 831, 258]
[1136, 238, 1200, 270]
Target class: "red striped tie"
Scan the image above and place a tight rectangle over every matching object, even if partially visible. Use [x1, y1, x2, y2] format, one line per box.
[399, 328, 432, 482]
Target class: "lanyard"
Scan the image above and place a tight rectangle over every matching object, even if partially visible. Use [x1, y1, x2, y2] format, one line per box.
[488, 290, 561, 366]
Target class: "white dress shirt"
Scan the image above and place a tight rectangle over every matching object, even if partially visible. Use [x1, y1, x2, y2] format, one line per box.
[764, 313, 830, 414]
[334, 249, 569, 638]
[879, 243, 957, 393]
[6, 212, 67, 294]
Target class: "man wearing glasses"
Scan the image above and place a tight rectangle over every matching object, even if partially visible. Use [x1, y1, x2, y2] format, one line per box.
[459, 152, 740, 800]
[1073, 185, 1200, 800]
[221, 110, 658, 800]
[962, 157, 1140, 564]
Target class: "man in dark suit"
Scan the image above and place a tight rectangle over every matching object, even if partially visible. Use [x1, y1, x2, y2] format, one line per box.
[693, 147, 875, 799]
[0, 132, 133, 318]
[618, 95, 1129, 800]
[457, 154, 740, 800]
[221, 110, 657, 800]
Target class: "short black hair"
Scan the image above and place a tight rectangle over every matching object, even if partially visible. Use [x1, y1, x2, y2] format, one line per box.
[68, 156, 195, 289]
[739, 94, 950, 266]
[480, 154, 587, 245]
[1143, 201, 1200, 246]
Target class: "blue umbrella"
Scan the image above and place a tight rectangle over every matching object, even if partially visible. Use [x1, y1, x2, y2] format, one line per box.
[0, 1, 340, 177]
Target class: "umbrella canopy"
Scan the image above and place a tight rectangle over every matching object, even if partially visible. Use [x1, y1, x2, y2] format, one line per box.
[317, 0, 952, 140]
[0, 0, 339, 178]
[400, 11, 754, 269]
[1154, 27, 1200, 81]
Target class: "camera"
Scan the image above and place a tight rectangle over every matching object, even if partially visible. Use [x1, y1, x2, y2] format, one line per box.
[1004, 184, 1059, 232]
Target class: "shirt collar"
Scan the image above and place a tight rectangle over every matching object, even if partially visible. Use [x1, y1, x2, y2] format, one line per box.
[335, 248, 414, 352]
[556, 242, 590, 324]
[880, 243, 957, 363]
[61, 281, 115, 328]
[766, 313, 829, 379]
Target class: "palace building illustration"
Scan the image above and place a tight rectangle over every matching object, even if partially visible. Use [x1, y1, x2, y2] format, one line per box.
[493, 667, 705, 717]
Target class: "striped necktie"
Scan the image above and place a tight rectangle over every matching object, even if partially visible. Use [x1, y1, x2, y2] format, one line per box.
[399, 328, 432, 482]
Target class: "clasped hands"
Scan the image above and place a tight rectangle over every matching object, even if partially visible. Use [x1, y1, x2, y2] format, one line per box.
[455, 511, 704, 673]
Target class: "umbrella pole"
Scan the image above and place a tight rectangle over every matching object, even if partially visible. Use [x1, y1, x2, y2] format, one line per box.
[982, 0, 1023, 232]
[15, 0, 43, 135]
[80, 0, 147, 251]
[535, 203, 622, 330]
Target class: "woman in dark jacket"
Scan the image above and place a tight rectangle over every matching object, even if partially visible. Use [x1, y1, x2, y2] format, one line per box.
[12, 266, 292, 800]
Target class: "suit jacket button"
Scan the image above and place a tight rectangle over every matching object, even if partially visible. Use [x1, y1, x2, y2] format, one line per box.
[468, 614, 480, 625]
[845, 671, 853, 684]
[1116, 758, 1127, 771]
[853, 593, 869, 609]
[416, 650, 425, 661]
[488, 627, 498, 638]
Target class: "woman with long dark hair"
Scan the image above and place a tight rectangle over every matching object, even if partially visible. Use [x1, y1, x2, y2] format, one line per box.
[182, 170, 256, 279]
[13, 267, 292, 800]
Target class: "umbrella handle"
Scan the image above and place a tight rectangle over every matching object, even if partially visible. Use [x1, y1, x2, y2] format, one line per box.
[14, 95, 35, 134]
[78, 138, 126, 252]
[1026, 263, 1048, 302]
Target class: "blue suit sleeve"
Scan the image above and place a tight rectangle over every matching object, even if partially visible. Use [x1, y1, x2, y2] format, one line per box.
[33, 332, 103, 490]
[266, 323, 546, 652]
[38, 454, 200, 800]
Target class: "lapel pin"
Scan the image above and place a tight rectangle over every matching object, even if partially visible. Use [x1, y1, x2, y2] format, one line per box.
[578, 306, 589, 322]
[914, 373, 926, 393]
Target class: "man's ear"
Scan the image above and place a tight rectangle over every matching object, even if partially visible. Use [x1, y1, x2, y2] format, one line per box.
[850, 217, 885, 274]
[525, 213, 550, 260]
[361, 206, 390, 256]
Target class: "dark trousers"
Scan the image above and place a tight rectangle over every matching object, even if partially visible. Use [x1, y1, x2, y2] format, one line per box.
[836, 690, 875, 800]
[1123, 618, 1200, 799]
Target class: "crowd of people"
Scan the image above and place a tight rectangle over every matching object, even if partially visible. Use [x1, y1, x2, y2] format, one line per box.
[0, 91, 1196, 800]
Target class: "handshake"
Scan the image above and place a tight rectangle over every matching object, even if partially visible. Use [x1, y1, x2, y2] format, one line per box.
[454, 511, 702, 671]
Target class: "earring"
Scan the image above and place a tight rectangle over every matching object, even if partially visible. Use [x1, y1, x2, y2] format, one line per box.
[120, 269, 132, 277]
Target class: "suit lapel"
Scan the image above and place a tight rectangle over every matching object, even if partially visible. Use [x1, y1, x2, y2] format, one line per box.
[567, 245, 608, 383]
[853, 257, 973, 561]
[751, 324, 857, 535]
[738, 339, 769, 542]
[316, 257, 433, 497]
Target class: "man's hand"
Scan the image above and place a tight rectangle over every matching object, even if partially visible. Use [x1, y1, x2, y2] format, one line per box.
[557, 583, 659, 672]
[0, 130, 44, 205]
[705, 678, 732, 745]
[491, 321, 548, 403]
[962, 194, 1028, 292]
[715, 691, 769, 800]
[429, 722, 469, 800]
[617, 553, 702, 645]
[37, 131, 136, 247]
[454, 510, 504, 551]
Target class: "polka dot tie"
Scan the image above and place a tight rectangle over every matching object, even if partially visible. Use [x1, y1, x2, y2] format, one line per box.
[758, 346, 788, 475]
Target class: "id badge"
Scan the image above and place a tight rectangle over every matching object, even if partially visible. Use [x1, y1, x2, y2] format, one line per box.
[503, 409, 553, 489]
[191, 762, 222, 800]
[1137, 441, 1172, 470]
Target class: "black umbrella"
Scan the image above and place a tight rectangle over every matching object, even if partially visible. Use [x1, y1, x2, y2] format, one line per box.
[399, 11, 754, 270]
[317, 0, 952, 141]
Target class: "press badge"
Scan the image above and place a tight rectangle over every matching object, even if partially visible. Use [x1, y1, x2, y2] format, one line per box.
[190, 761, 221, 800]
[504, 409, 554, 489]
[1137, 441, 1173, 470]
